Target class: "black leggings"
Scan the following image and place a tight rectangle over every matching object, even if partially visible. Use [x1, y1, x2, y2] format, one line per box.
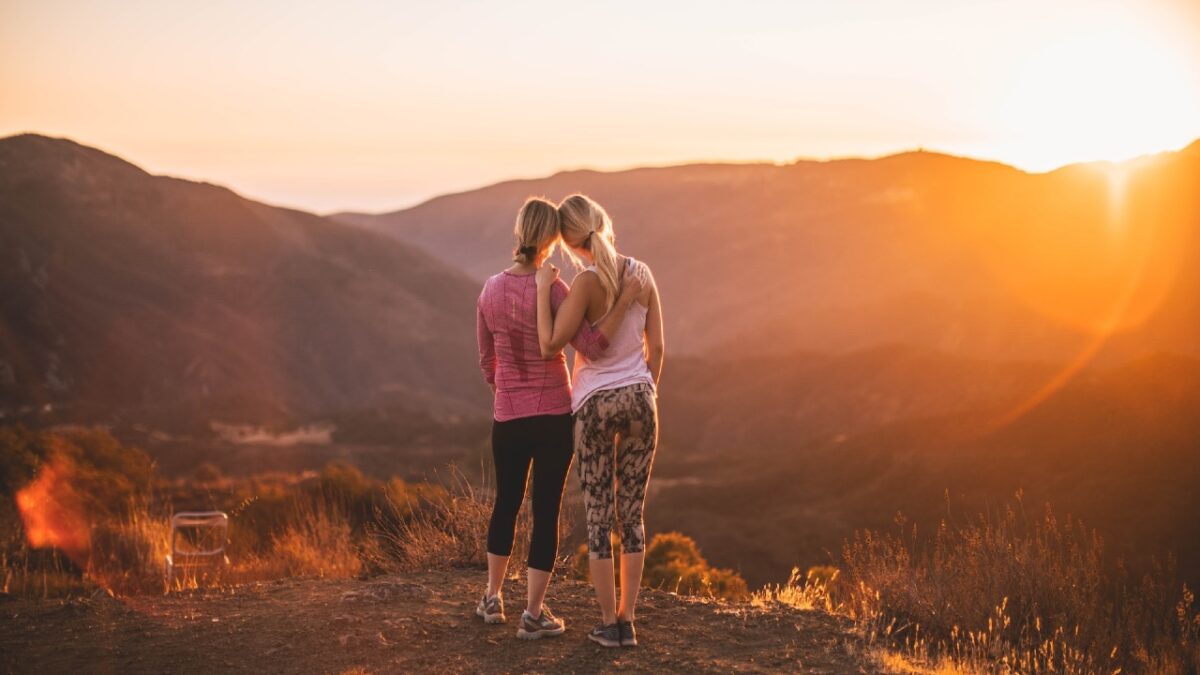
[486, 413, 574, 572]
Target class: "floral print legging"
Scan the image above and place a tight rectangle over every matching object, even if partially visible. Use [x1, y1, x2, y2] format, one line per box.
[575, 383, 658, 559]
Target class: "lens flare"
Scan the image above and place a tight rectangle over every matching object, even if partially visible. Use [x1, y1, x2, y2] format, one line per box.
[15, 455, 92, 562]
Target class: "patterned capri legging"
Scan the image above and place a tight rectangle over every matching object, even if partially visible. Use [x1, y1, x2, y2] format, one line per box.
[575, 382, 658, 559]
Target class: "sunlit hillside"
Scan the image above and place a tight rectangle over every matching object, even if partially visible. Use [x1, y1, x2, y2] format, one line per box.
[338, 141, 1200, 363]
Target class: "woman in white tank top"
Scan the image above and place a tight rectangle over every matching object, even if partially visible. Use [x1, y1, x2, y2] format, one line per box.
[534, 194, 665, 649]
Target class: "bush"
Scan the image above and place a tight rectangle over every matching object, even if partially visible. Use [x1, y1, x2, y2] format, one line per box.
[369, 467, 518, 573]
[643, 532, 749, 600]
[572, 531, 750, 601]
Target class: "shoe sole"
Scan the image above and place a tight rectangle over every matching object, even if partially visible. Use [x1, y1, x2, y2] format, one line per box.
[621, 639, 638, 647]
[476, 607, 505, 624]
[587, 633, 621, 648]
[517, 626, 566, 640]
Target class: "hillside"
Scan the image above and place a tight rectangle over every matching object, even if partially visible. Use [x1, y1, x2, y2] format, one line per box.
[0, 134, 488, 433]
[333, 144, 1200, 590]
[648, 349, 1200, 586]
[0, 569, 869, 674]
[339, 145, 1200, 362]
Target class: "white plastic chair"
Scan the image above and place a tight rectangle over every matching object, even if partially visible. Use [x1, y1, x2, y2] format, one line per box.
[165, 511, 229, 590]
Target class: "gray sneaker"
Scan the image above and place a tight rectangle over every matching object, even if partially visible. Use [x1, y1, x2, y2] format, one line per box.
[587, 622, 621, 648]
[516, 606, 566, 639]
[618, 619, 637, 647]
[476, 593, 505, 624]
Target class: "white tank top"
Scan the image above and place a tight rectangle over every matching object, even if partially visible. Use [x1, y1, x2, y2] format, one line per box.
[571, 258, 656, 412]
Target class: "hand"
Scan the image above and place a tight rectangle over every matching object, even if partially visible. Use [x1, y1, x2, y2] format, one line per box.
[619, 266, 644, 304]
[536, 263, 559, 289]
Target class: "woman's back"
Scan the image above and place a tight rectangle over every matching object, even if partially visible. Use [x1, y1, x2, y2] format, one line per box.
[570, 259, 655, 411]
[478, 270, 573, 421]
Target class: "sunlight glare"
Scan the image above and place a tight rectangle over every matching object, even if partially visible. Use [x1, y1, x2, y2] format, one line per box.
[1000, 24, 1200, 170]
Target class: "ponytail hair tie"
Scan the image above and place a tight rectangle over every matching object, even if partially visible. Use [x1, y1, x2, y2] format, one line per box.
[517, 244, 537, 258]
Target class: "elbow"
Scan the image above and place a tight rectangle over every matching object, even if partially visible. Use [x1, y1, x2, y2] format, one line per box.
[541, 336, 568, 359]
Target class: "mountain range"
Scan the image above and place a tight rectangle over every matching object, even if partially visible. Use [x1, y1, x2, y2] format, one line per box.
[2, 132, 1198, 587]
[337, 142, 1200, 363]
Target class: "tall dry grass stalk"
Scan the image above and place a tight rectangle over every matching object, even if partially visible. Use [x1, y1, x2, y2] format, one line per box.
[227, 496, 362, 584]
[368, 465, 534, 574]
[815, 494, 1200, 674]
[753, 565, 839, 612]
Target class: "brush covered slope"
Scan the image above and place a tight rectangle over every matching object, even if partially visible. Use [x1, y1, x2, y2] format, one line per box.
[0, 134, 488, 432]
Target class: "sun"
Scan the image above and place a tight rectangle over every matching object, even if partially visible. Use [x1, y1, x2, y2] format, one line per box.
[998, 21, 1200, 170]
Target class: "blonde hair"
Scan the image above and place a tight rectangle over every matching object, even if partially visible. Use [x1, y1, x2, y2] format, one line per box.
[557, 194, 620, 310]
[512, 197, 560, 265]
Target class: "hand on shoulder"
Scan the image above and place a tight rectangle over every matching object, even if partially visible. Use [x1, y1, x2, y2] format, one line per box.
[535, 263, 560, 289]
[626, 259, 653, 305]
[619, 264, 645, 305]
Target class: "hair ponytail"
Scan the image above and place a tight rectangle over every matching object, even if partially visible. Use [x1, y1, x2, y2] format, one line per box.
[557, 194, 621, 310]
[512, 197, 560, 265]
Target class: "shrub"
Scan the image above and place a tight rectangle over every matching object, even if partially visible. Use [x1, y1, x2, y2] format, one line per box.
[643, 532, 749, 600]
[572, 531, 750, 601]
[231, 497, 362, 583]
[368, 467, 522, 573]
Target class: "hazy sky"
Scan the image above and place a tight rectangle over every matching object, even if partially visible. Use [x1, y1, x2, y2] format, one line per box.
[3, 0, 1199, 213]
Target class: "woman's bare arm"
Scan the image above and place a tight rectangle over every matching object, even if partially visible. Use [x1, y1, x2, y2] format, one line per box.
[537, 267, 642, 359]
[644, 273, 665, 386]
[537, 267, 589, 358]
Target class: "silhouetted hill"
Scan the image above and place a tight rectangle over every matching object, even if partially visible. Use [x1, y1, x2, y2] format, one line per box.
[0, 134, 488, 432]
[339, 144, 1200, 362]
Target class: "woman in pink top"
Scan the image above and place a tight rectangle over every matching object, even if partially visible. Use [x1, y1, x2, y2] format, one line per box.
[475, 197, 642, 640]
[535, 194, 664, 649]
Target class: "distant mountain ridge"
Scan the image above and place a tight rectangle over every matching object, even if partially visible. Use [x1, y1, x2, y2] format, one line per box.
[0, 133, 488, 431]
[338, 142, 1200, 363]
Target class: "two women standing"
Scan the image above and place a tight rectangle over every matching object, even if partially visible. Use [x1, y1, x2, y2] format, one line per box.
[474, 194, 665, 647]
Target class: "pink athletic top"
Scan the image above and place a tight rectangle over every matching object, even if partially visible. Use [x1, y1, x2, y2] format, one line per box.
[477, 270, 610, 422]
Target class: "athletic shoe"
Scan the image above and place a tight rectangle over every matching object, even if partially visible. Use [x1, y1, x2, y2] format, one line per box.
[516, 606, 566, 639]
[618, 619, 637, 647]
[587, 622, 621, 648]
[476, 593, 505, 624]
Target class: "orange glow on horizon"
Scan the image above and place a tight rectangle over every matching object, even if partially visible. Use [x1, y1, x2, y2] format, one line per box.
[2, 0, 1197, 212]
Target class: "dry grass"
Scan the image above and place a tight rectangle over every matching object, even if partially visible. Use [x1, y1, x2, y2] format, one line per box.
[753, 565, 838, 612]
[763, 493, 1200, 674]
[368, 465, 531, 574]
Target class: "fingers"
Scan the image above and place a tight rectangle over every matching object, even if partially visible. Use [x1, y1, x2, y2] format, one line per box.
[629, 260, 649, 284]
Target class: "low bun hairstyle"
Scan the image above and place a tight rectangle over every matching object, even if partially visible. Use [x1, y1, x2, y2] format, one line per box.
[513, 197, 560, 265]
[557, 194, 620, 311]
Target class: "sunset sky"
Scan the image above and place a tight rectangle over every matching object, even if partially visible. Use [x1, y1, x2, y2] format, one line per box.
[3, 0, 1199, 213]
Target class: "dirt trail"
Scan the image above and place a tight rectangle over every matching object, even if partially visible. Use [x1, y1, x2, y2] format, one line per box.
[0, 569, 875, 674]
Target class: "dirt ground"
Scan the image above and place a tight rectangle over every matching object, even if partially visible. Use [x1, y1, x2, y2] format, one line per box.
[0, 568, 875, 674]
